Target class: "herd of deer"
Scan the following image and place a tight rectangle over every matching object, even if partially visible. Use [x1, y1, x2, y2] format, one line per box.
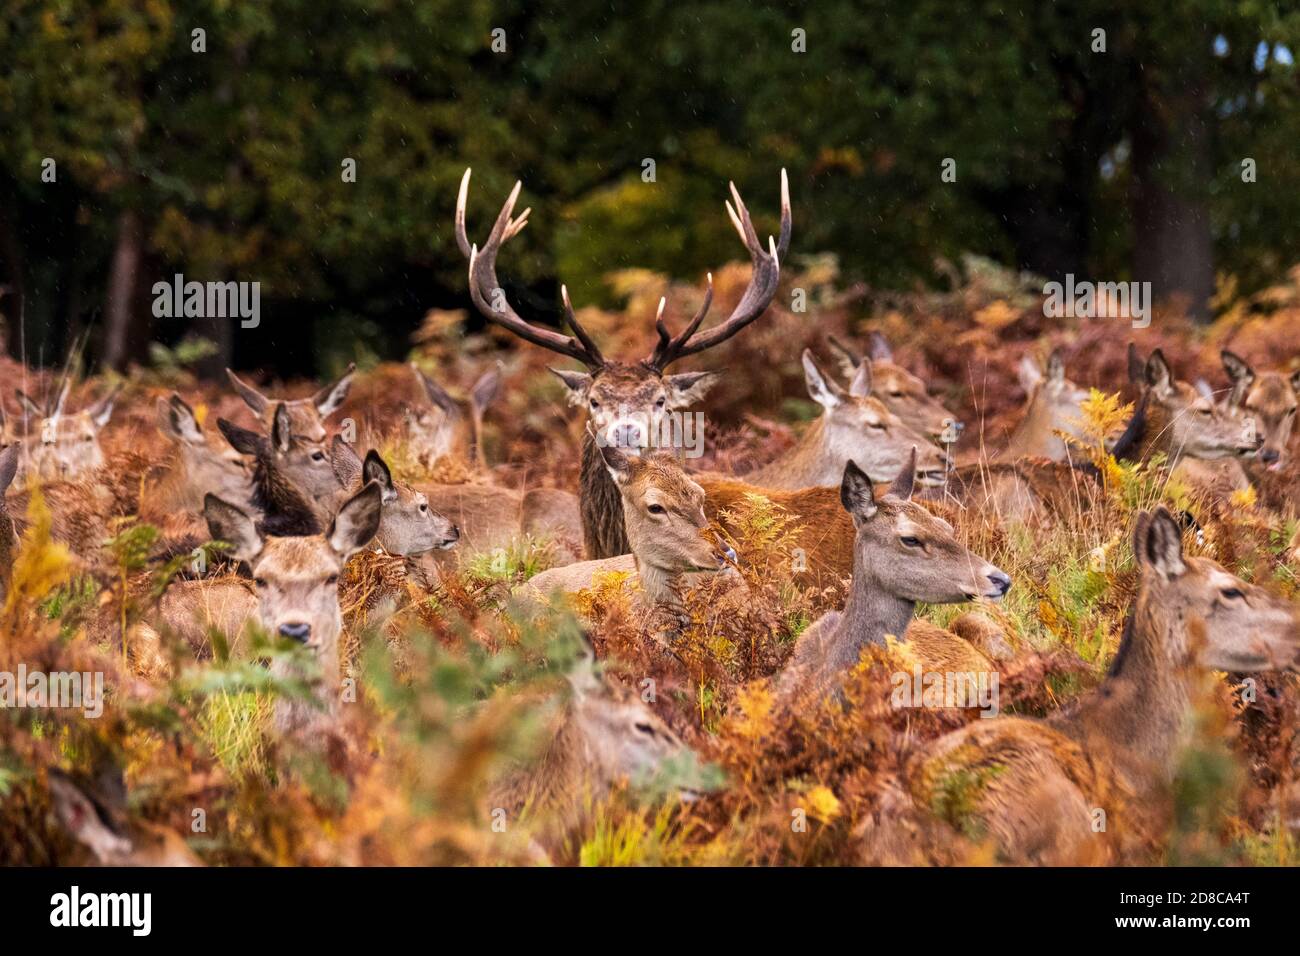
[18, 167, 1300, 865]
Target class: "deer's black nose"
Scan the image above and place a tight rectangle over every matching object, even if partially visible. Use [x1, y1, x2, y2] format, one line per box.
[1261, 447, 1280, 464]
[279, 622, 312, 643]
[987, 570, 1012, 596]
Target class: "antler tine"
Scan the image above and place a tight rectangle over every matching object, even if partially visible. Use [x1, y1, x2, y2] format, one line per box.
[560, 285, 605, 367]
[649, 274, 714, 368]
[647, 170, 791, 369]
[458, 168, 604, 368]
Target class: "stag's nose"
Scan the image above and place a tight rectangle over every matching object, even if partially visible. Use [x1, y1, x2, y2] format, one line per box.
[279, 622, 312, 643]
[986, 569, 1012, 598]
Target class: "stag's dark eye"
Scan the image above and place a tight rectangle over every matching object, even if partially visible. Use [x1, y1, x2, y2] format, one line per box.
[1220, 587, 1245, 600]
[900, 536, 922, 548]
[647, 504, 666, 515]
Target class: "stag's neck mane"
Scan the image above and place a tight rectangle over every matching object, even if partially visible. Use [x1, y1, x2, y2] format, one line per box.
[580, 433, 629, 559]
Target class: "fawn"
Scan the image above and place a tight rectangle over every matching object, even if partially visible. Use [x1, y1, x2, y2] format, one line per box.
[776, 449, 1011, 705]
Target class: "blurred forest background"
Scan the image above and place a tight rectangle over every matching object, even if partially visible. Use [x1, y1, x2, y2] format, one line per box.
[1, 0, 1299, 379]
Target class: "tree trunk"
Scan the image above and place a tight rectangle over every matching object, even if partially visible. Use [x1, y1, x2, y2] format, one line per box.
[102, 209, 144, 370]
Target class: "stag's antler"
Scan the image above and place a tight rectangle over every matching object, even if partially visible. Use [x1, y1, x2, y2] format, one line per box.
[646, 169, 791, 371]
[456, 169, 605, 368]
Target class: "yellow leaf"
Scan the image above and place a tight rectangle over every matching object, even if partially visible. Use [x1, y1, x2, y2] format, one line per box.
[805, 785, 842, 824]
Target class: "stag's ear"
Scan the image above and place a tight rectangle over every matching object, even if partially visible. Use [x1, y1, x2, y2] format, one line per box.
[48, 772, 131, 865]
[216, 418, 270, 458]
[1046, 349, 1065, 384]
[362, 450, 396, 500]
[868, 331, 894, 363]
[802, 350, 845, 410]
[598, 440, 635, 486]
[840, 459, 878, 525]
[847, 359, 873, 397]
[1145, 349, 1174, 397]
[157, 394, 204, 444]
[1134, 507, 1186, 580]
[1017, 354, 1043, 393]
[226, 369, 270, 416]
[0, 442, 19, 493]
[1126, 343, 1146, 386]
[88, 385, 120, 428]
[203, 494, 264, 562]
[888, 447, 917, 500]
[470, 364, 503, 417]
[329, 435, 363, 487]
[270, 403, 293, 454]
[664, 370, 719, 407]
[549, 368, 593, 406]
[312, 363, 355, 418]
[328, 480, 383, 558]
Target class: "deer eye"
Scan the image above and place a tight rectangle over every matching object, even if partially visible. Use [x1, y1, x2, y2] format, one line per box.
[634, 722, 656, 735]
[647, 504, 666, 515]
[655, 397, 666, 409]
[311, 451, 326, 462]
[418, 503, 428, 513]
[888, 390, 903, 397]
[899, 536, 922, 548]
[869, 420, 887, 430]
[326, 574, 340, 587]
[1220, 587, 1245, 600]
[589, 399, 600, 410]
[254, 578, 268, 589]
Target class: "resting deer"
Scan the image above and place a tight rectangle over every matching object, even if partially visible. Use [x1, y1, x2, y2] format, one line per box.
[406, 362, 501, 472]
[1004, 349, 1091, 461]
[874, 507, 1300, 865]
[828, 332, 957, 440]
[777, 450, 1011, 705]
[47, 769, 201, 867]
[488, 636, 696, 838]
[743, 349, 949, 489]
[6, 381, 119, 486]
[456, 166, 790, 560]
[521, 443, 735, 610]
[226, 363, 355, 444]
[1219, 348, 1298, 471]
[196, 483, 382, 737]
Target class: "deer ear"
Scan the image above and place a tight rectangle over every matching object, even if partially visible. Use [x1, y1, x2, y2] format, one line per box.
[271, 403, 293, 454]
[827, 335, 863, 377]
[1126, 343, 1146, 386]
[328, 480, 383, 558]
[868, 331, 894, 362]
[1017, 354, 1043, 393]
[48, 772, 131, 865]
[470, 364, 503, 417]
[216, 418, 269, 457]
[411, 363, 459, 415]
[549, 368, 593, 405]
[664, 370, 719, 407]
[802, 350, 845, 410]
[847, 359, 873, 397]
[362, 450, 395, 497]
[226, 369, 269, 416]
[0, 442, 19, 493]
[1046, 349, 1065, 384]
[15, 390, 44, 419]
[1136, 507, 1187, 580]
[312, 363, 355, 418]
[203, 494, 264, 562]
[158, 395, 201, 444]
[1145, 349, 1174, 397]
[1194, 378, 1216, 403]
[330, 435, 363, 487]
[88, 385, 120, 428]
[565, 632, 602, 697]
[1291, 368, 1300, 393]
[840, 459, 878, 524]
[598, 441, 634, 486]
[1220, 349, 1254, 386]
[888, 447, 917, 500]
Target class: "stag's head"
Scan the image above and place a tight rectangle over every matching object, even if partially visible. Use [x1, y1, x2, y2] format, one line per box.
[829, 333, 957, 440]
[405, 363, 501, 469]
[1131, 507, 1299, 672]
[1132, 347, 1260, 462]
[599, 443, 733, 575]
[226, 364, 355, 445]
[840, 449, 1011, 604]
[802, 349, 949, 486]
[456, 167, 790, 456]
[203, 482, 382, 689]
[330, 438, 459, 555]
[155, 393, 253, 509]
[1220, 350, 1299, 470]
[12, 382, 118, 482]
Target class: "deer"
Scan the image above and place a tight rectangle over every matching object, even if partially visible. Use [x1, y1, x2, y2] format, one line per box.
[1218, 348, 1298, 472]
[405, 362, 501, 473]
[1004, 348, 1092, 461]
[827, 331, 957, 440]
[870, 507, 1300, 865]
[47, 768, 202, 867]
[456, 166, 791, 561]
[5, 381, 119, 486]
[776, 450, 1011, 705]
[488, 635, 697, 839]
[0, 442, 19, 600]
[225, 363, 355, 444]
[521, 443, 735, 611]
[742, 349, 950, 489]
